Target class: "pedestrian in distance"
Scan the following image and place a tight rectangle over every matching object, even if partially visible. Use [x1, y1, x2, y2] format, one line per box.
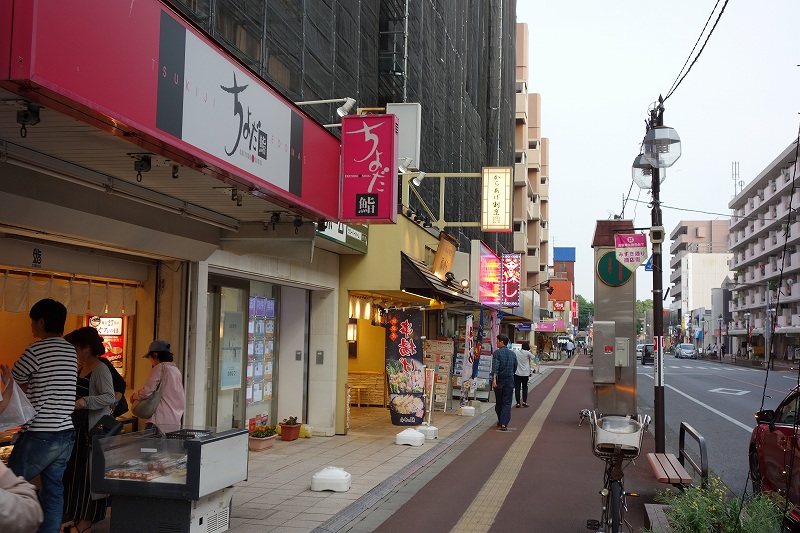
[514, 341, 534, 409]
[491, 334, 517, 431]
[8, 298, 78, 533]
[565, 339, 575, 358]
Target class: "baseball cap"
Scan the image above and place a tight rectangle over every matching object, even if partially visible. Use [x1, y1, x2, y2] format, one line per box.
[144, 339, 172, 358]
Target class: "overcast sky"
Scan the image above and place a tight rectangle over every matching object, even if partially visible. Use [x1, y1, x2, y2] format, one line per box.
[517, 1, 799, 305]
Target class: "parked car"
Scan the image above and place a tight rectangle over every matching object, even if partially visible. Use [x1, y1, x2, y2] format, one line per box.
[635, 344, 644, 361]
[641, 344, 655, 365]
[749, 386, 800, 525]
[675, 343, 697, 359]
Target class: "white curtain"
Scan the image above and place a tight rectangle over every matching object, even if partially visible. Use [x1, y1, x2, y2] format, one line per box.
[1, 272, 137, 316]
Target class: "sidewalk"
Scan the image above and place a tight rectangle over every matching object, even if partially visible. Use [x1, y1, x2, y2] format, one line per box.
[91, 353, 668, 532]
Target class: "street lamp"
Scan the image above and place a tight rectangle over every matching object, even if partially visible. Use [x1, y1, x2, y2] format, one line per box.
[632, 96, 681, 454]
[717, 314, 723, 361]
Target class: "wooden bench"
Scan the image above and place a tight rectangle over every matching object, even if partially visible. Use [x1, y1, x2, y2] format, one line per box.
[646, 421, 708, 489]
[645, 422, 709, 530]
[647, 452, 693, 485]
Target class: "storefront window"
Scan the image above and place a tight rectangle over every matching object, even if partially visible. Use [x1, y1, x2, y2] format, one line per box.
[245, 281, 279, 429]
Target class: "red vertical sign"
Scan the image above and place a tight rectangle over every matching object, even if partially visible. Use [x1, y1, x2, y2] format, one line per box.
[340, 114, 398, 223]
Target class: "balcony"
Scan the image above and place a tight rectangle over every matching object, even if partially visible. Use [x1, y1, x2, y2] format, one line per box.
[526, 253, 540, 273]
[539, 176, 549, 199]
[514, 162, 528, 187]
[527, 146, 541, 170]
[513, 231, 527, 253]
[515, 91, 527, 124]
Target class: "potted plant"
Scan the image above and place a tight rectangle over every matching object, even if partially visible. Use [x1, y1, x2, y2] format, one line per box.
[248, 425, 277, 451]
[645, 475, 784, 533]
[279, 416, 301, 441]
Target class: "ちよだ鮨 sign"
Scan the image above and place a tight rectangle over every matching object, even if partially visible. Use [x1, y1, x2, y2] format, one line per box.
[341, 114, 399, 223]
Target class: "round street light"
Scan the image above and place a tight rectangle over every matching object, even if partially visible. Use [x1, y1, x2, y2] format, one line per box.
[632, 153, 664, 189]
[642, 125, 682, 168]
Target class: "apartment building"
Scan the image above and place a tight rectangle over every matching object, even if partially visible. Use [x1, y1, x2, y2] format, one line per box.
[728, 141, 800, 360]
[514, 23, 551, 338]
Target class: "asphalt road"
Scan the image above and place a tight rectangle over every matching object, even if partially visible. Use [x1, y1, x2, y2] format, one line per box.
[636, 354, 800, 496]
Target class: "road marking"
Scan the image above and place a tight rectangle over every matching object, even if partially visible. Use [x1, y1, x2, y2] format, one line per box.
[450, 353, 578, 532]
[641, 373, 752, 432]
[709, 387, 749, 396]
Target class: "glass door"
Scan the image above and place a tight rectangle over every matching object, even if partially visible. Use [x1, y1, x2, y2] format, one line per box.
[207, 277, 248, 430]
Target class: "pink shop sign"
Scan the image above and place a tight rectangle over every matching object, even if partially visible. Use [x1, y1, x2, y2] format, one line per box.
[340, 114, 399, 223]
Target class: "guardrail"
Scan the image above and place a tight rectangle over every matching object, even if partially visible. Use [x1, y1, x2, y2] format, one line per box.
[678, 421, 709, 489]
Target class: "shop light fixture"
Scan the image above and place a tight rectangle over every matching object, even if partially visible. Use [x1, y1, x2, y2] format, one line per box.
[346, 318, 358, 343]
[295, 97, 357, 117]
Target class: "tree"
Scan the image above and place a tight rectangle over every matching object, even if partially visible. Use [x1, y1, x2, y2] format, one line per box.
[636, 299, 654, 336]
[575, 294, 593, 331]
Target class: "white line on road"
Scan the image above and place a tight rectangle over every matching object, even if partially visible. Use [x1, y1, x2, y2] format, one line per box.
[641, 373, 753, 432]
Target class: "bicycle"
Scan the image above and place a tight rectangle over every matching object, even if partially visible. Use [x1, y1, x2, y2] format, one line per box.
[582, 410, 650, 533]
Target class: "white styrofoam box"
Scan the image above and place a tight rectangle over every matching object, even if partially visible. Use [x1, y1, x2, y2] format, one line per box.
[458, 406, 476, 417]
[395, 428, 425, 446]
[310, 467, 352, 492]
[417, 425, 438, 440]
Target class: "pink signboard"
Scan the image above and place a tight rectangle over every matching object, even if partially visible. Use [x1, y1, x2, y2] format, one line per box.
[0, 0, 340, 221]
[534, 320, 567, 332]
[501, 253, 521, 307]
[614, 233, 648, 272]
[340, 114, 398, 223]
[478, 242, 501, 307]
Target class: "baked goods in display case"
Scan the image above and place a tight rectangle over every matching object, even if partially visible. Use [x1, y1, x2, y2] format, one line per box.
[92, 427, 248, 500]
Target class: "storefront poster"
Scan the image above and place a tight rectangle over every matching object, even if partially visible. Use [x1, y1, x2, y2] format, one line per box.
[265, 299, 276, 318]
[264, 319, 275, 337]
[246, 362, 253, 381]
[386, 309, 425, 426]
[253, 382, 263, 403]
[254, 340, 264, 360]
[87, 316, 125, 374]
[255, 297, 266, 317]
[221, 312, 243, 390]
[264, 360, 273, 379]
[245, 383, 253, 404]
[264, 381, 272, 399]
[264, 340, 273, 358]
[254, 318, 265, 337]
[254, 361, 263, 381]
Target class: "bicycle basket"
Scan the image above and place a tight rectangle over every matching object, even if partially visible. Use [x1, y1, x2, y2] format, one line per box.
[591, 415, 644, 460]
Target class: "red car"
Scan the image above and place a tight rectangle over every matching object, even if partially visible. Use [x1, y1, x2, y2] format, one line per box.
[750, 386, 800, 525]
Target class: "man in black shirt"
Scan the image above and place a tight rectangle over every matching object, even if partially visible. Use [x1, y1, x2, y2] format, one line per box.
[491, 334, 517, 431]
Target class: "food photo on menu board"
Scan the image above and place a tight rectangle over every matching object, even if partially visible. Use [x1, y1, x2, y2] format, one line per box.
[385, 309, 425, 426]
[87, 316, 125, 371]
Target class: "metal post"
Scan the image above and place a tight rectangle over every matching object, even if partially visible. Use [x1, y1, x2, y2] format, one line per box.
[765, 282, 772, 370]
[650, 108, 666, 454]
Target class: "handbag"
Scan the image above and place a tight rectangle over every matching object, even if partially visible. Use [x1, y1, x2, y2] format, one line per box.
[89, 414, 123, 438]
[131, 365, 166, 419]
[0, 380, 37, 431]
[112, 395, 129, 418]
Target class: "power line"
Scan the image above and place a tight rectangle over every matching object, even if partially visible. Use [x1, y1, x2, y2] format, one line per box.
[664, 0, 730, 102]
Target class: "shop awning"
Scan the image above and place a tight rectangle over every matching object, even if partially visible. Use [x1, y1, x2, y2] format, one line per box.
[400, 253, 479, 305]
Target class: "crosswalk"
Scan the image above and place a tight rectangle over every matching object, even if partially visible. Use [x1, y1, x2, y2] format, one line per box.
[639, 364, 761, 372]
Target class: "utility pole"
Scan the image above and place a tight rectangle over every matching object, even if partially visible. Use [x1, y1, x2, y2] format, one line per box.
[650, 106, 666, 454]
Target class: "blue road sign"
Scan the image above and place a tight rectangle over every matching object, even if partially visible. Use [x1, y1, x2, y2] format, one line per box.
[644, 255, 653, 271]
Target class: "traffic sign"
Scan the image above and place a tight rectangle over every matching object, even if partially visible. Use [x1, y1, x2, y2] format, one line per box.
[644, 255, 653, 271]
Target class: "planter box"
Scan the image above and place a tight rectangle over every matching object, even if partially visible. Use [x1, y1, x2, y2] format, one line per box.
[248, 434, 276, 451]
[279, 423, 301, 441]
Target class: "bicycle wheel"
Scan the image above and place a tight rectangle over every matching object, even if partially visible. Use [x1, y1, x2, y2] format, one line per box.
[609, 480, 623, 533]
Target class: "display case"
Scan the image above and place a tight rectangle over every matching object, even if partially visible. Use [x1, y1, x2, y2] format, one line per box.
[91, 427, 248, 500]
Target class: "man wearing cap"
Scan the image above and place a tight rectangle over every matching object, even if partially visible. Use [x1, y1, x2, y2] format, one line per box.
[130, 340, 185, 432]
[491, 334, 517, 431]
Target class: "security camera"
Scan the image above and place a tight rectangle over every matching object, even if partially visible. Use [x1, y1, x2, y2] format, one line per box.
[650, 226, 665, 244]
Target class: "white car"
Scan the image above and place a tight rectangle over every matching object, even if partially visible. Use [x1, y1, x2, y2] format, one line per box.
[675, 343, 697, 359]
[635, 344, 644, 360]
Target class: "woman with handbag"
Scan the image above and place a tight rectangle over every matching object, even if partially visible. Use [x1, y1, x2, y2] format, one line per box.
[130, 340, 185, 433]
[61, 327, 115, 533]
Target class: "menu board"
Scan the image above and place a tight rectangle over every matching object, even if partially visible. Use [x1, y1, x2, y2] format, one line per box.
[87, 315, 126, 377]
[452, 323, 492, 400]
[246, 297, 275, 405]
[423, 340, 453, 412]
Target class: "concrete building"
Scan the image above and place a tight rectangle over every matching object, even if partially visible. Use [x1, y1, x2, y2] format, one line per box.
[728, 141, 800, 361]
[668, 220, 732, 341]
[0, 0, 519, 440]
[514, 23, 551, 342]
